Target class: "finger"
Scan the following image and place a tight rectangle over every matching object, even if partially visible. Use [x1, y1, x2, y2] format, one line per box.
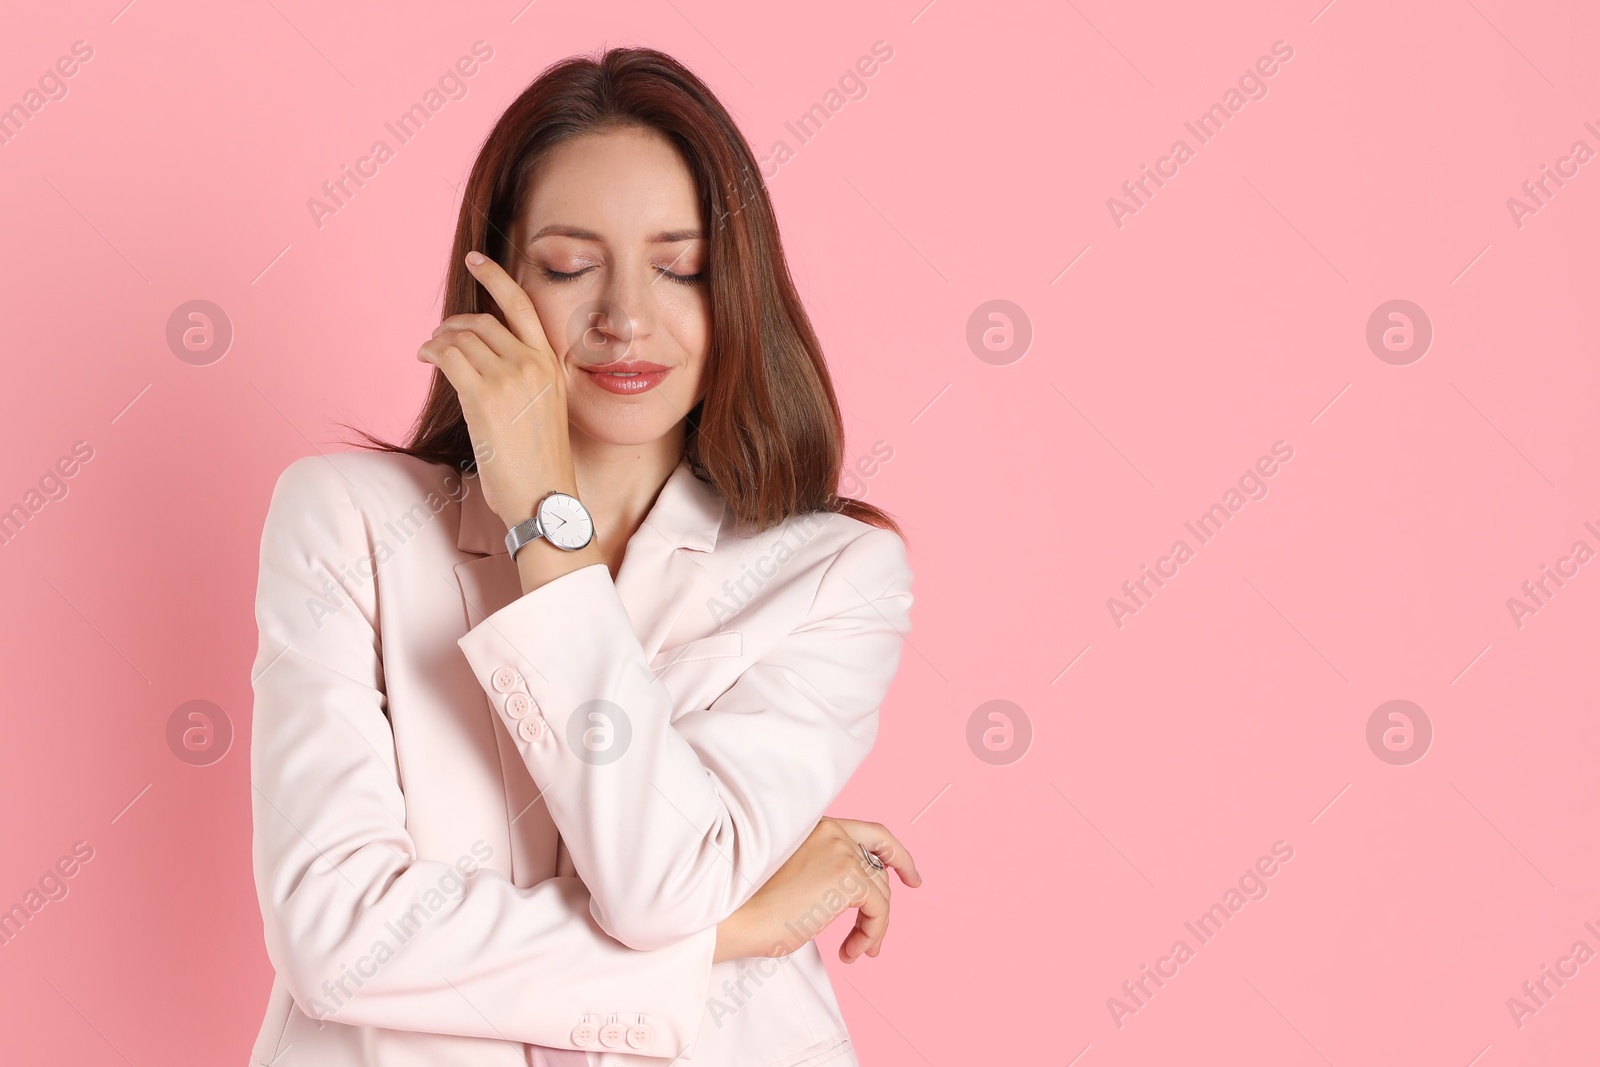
[834, 819, 922, 888]
[434, 312, 523, 357]
[416, 339, 479, 394]
[464, 251, 555, 356]
[840, 877, 890, 963]
[859, 859, 892, 958]
[840, 916, 869, 963]
[429, 330, 502, 377]
[839, 858, 890, 960]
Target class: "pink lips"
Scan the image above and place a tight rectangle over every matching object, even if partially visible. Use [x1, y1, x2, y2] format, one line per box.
[580, 360, 670, 395]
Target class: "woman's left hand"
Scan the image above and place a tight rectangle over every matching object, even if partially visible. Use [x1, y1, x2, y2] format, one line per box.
[711, 817, 922, 964]
[416, 251, 575, 526]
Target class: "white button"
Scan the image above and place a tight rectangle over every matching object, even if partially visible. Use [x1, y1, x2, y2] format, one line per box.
[505, 692, 531, 719]
[626, 1023, 653, 1048]
[571, 1022, 597, 1047]
[599, 1023, 626, 1047]
[491, 667, 520, 693]
[518, 717, 544, 743]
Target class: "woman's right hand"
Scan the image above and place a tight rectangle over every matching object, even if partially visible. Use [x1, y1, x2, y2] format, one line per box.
[713, 818, 922, 965]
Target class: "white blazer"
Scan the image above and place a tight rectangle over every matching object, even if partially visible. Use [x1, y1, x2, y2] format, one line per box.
[247, 449, 914, 1067]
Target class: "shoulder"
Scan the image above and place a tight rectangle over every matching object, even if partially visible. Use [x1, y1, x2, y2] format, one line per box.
[268, 450, 465, 516]
[776, 509, 912, 607]
[262, 450, 469, 557]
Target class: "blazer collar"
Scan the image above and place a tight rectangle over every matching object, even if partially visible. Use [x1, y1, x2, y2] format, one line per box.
[455, 456, 726, 557]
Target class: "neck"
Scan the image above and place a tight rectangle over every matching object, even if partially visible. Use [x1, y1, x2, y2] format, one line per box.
[568, 423, 688, 574]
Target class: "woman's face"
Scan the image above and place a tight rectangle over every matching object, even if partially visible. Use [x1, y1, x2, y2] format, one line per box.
[506, 124, 710, 449]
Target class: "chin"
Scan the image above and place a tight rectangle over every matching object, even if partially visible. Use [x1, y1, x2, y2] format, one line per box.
[569, 411, 685, 449]
[570, 382, 699, 443]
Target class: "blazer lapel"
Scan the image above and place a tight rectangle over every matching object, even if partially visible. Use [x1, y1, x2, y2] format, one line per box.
[613, 526, 708, 663]
[451, 457, 727, 664]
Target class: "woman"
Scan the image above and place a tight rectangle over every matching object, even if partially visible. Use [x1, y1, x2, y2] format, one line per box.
[248, 46, 921, 1067]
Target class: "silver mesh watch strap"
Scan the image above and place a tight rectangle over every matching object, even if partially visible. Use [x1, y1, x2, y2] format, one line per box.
[504, 513, 545, 559]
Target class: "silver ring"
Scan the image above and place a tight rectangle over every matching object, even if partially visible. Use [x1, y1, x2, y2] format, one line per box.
[859, 843, 885, 871]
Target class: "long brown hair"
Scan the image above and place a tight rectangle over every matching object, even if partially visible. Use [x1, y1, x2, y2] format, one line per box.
[344, 46, 902, 541]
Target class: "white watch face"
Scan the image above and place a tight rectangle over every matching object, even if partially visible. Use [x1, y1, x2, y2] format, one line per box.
[538, 493, 594, 550]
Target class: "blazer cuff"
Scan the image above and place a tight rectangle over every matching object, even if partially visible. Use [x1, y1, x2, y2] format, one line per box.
[454, 561, 690, 788]
[618, 919, 718, 1059]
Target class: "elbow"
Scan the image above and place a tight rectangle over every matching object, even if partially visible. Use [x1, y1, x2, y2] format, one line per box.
[273, 927, 393, 1027]
[606, 924, 681, 954]
[260, 879, 386, 1025]
[590, 890, 721, 952]
[587, 813, 768, 950]
[271, 935, 345, 1021]
[596, 908, 707, 953]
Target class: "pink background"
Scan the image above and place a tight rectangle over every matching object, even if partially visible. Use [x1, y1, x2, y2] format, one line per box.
[2, 0, 1597, 1063]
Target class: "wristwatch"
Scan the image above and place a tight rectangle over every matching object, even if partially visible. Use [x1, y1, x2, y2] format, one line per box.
[504, 490, 595, 557]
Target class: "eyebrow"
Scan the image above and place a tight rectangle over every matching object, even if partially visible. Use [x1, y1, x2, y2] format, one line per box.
[526, 225, 704, 244]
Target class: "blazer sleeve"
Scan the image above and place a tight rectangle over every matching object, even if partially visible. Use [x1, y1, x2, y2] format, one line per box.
[250, 456, 717, 1057]
[455, 516, 914, 952]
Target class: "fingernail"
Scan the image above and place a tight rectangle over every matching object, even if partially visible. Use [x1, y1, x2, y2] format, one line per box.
[466, 251, 486, 265]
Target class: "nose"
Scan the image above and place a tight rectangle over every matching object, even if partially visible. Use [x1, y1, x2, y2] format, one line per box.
[595, 258, 661, 348]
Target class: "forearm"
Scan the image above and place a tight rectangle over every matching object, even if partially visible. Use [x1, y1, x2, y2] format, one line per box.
[259, 847, 715, 1049]
[457, 530, 911, 950]
[464, 574, 799, 947]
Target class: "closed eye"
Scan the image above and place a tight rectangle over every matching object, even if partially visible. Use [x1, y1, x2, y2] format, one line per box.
[539, 265, 702, 285]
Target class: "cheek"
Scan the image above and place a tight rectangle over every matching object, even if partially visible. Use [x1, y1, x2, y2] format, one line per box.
[529, 292, 581, 355]
[662, 292, 711, 366]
